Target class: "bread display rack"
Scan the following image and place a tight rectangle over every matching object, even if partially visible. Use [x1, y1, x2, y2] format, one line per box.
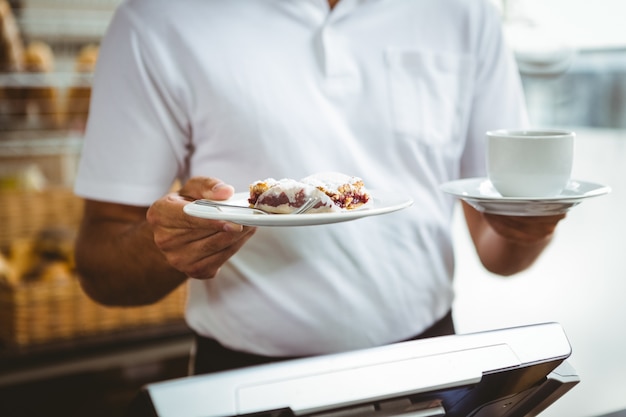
[0, 270, 188, 348]
[1, 0, 188, 350]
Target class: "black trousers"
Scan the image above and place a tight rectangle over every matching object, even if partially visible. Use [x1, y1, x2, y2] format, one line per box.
[192, 310, 455, 375]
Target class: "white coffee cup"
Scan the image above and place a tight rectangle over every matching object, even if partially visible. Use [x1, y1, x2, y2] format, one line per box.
[487, 129, 575, 198]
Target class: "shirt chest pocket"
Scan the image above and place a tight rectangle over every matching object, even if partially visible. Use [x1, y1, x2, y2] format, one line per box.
[385, 48, 474, 149]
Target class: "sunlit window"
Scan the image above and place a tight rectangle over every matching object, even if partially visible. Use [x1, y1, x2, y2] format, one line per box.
[495, 0, 626, 130]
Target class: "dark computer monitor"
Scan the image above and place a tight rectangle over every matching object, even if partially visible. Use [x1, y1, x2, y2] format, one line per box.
[129, 322, 579, 417]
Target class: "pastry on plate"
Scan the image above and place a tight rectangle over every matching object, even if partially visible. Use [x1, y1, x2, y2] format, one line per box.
[249, 172, 371, 214]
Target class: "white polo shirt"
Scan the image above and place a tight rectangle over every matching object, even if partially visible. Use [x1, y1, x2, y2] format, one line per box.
[75, 0, 528, 356]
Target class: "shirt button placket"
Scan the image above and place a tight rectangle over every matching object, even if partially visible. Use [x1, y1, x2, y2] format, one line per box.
[318, 23, 359, 93]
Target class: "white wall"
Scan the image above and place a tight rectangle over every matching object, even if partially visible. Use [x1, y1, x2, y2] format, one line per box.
[452, 129, 626, 417]
[499, 0, 626, 49]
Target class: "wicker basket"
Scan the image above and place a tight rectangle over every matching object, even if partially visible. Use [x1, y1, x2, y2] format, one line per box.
[0, 187, 83, 249]
[0, 277, 188, 347]
[0, 187, 189, 348]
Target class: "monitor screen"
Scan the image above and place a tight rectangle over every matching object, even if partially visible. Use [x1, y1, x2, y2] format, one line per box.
[128, 322, 579, 417]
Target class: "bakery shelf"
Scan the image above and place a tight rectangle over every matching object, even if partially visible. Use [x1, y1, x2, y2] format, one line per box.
[14, 0, 121, 43]
[0, 135, 82, 154]
[0, 71, 92, 88]
[0, 72, 94, 133]
[0, 136, 82, 190]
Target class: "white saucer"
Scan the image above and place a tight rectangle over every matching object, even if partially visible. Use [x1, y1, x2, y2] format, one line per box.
[439, 178, 611, 216]
[183, 190, 413, 226]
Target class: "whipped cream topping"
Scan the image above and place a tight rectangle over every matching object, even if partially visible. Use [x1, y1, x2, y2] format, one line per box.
[250, 172, 370, 214]
[254, 179, 338, 213]
[301, 172, 361, 194]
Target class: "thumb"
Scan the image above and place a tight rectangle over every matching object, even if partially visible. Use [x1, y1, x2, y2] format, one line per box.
[179, 177, 236, 201]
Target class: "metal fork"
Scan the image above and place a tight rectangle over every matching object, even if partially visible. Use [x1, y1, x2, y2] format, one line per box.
[195, 197, 318, 215]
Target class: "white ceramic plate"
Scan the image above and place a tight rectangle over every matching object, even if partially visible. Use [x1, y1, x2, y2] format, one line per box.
[439, 177, 611, 216]
[183, 191, 414, 226]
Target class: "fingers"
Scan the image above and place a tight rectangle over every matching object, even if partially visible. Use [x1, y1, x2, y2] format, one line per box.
[483, 212, 566, 244]
[158, 226, 257, 279]
[178, 177, 235, 201]
[149, 186, 244, 233]
[150, 212, 256, 278]
[147, 179, 256, 280]
[173, 227, 256, 279]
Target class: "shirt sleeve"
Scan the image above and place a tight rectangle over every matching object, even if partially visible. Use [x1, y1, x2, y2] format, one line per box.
[74, 3, 189, 206]
[460, 1, 530, 179]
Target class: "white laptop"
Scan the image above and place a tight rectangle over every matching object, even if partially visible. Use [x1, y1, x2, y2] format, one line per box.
[128, 322, 579, 417]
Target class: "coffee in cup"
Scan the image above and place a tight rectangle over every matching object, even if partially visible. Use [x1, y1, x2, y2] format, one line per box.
[487, 129, 574, 198]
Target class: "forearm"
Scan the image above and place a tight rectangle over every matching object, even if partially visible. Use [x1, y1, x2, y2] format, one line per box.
[75, 208, 187, 306]
[74, 179, 256, 306]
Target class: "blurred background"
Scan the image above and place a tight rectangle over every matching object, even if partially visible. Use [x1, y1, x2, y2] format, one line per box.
[1, 0, 625, 416]
[0, 2, 192, 416]
[455, 1, 626, 417]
